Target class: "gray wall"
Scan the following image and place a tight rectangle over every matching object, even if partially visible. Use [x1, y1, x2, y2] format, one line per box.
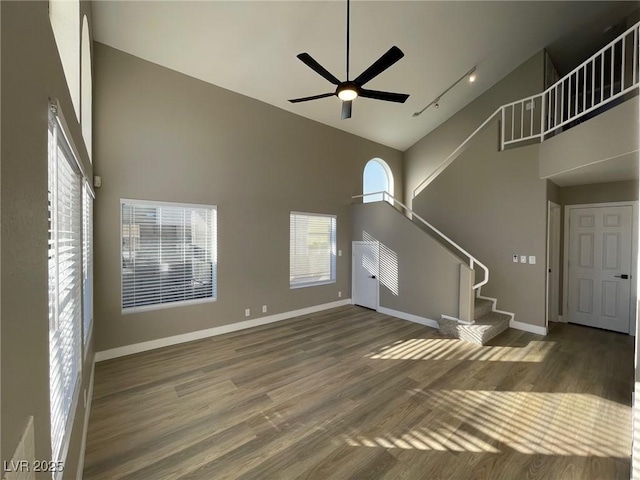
[93, 44, 403, 352]
[351, 202, 462, 320]
[404, 51, 545, 204]
[560, 180, 639, 205]
[412, 122, 548, 327]
[539, 97, 639, 180]
[1, 2, 94, 479]
[404, 51, 548, 328]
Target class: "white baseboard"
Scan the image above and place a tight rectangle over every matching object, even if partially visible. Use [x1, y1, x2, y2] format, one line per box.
[510, 319, 547, 336]
[377, 306, 439, 329]
[76, 360, 95, 480]
[95, 299, 352, 362]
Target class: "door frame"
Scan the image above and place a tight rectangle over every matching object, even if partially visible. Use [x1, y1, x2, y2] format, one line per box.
[351, 241, 380, 311]
[562, 201, 638, 335]
[546, 201, 561, 328]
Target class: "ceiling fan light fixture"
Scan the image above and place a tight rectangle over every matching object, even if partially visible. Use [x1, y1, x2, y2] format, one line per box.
[338, 87, 358, 101]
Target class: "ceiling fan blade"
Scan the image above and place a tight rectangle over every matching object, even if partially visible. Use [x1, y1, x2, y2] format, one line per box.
[297, 53, 341, 85]
[288, 93, 335, 103]
[354, 46, 404, 87]
[341, 100, 352, 119]
[360, 89, 409, 103]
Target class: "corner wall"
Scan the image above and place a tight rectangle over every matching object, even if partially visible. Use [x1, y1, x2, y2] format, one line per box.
[93, 44, 403, 353]
[1, 2, 94, 478]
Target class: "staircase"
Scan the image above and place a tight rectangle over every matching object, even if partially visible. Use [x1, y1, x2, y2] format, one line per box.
[352, 22, 639, 344]
[437, 296, 511, 345]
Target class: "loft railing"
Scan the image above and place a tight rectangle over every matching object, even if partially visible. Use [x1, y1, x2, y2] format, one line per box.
[502, 21, 640, 148]
[352, 191, 489, 291]
[412, 21, 640, 199]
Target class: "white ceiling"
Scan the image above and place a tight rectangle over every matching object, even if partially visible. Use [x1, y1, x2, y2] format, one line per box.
[92, 1, 636, 151]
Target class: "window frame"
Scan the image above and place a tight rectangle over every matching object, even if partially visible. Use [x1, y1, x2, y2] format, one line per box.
[289, 211, 337, 289]
[120, 198, 218, 314]
[48, 104, 83, 478]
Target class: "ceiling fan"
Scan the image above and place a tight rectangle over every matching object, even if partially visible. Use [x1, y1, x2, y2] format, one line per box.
[288, 0, 409, 119]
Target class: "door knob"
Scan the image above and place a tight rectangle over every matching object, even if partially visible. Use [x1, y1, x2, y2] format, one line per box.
[370, 275, 376, 279]
[614, 274, 630, 279]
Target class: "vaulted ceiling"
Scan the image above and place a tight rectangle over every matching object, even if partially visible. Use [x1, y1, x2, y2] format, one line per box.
[92, 1, 637, 151]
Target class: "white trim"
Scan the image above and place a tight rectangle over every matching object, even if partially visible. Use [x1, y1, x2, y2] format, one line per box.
[352, 241, 379, 311]
[95, 300, 351, 361]
[510, 319, 548, 335]
[76, 360, 95, 480]
[377, 306, 439, 329]
[546, 201, 561, 329]
[563, 201, 638, 334]
[120, 197, 217, 211]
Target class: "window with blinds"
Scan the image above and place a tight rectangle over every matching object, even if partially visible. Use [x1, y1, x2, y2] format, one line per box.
[121, 200, 217, 312]
[290, 212, 337, 288]
[48, 108, 82, 472]
[82, 182, 93, 344]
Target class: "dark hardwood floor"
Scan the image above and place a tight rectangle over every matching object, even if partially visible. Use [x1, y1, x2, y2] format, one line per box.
[83, 306, 634, 479]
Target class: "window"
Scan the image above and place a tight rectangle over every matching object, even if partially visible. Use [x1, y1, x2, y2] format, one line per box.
[48, 105, 82, 473]
[121, 200, 217, 312]
[49, 0, 80, 120]
[363, 158, 394, 204]
[82, 182, 93, 344]
[290, 212, 336, 288]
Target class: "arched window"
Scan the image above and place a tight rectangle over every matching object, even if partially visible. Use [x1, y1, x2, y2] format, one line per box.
[81, 15, 92, 160]
[363, 158, 394, 204]
[49, 0, 80, 120]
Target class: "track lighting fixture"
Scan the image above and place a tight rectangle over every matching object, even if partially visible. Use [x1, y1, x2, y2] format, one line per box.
[412, 66, 477, 117]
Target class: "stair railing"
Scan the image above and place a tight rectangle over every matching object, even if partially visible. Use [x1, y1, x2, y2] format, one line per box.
[502, 21, 640, 148]
[352, 191, 489, 291]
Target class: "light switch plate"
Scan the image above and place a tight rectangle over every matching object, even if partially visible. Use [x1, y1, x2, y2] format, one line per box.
[520, 255, 527, 263]
[529, 256, 536, 265]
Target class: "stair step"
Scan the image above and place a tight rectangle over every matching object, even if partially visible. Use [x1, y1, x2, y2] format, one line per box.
[438, 311, 510, 346]
[474, 298, 493, 319]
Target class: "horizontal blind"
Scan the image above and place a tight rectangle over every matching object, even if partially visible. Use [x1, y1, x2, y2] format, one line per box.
[290, 213, 336, 287]
[82, 182, 93, 343]
[48, 112, 82, 471]
[121, 200, 217, 311]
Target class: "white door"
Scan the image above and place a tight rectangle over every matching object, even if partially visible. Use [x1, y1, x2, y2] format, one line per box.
[352, 241, 379, 310]
[547, 202, 561, 323]
[567, 205, 633, 333]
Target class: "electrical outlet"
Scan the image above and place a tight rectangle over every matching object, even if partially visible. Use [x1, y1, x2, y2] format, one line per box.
[529, 256, 536, 265]
[245, 308, 250, 317]
[520, 255, 527, 263]
[338, 250, 342, 257]
[512, 254, 519, 263]
[262, 305, 267, 313]
[338, 291, 342, 298]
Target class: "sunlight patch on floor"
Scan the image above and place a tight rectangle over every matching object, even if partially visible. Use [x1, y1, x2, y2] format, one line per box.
[342, 390, 630, 457]
[365, 337, 554, 362]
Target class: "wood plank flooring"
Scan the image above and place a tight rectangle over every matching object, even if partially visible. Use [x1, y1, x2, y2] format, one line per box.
[83, 306, 634, 479]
